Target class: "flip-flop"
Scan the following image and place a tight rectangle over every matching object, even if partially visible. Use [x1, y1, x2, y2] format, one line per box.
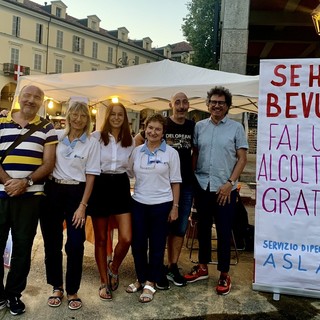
[67, 298, 82, 310]
[126, 281, 144, 293]
[108, 261, 119, 291]
[139, 285, 156, 303]
[0, 299, 7, 310]
[99, 284, 112, 301]
[47, 287, 64, 307]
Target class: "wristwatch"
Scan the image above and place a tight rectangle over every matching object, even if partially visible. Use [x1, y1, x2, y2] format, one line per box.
[227, 179, 235, 186]
[25, 176, 34, 187]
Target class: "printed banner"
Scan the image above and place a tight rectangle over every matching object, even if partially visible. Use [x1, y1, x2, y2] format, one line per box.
[254, 59, 320, 295]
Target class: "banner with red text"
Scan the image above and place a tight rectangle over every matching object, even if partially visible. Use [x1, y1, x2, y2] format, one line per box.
[253, 59, 320, 298]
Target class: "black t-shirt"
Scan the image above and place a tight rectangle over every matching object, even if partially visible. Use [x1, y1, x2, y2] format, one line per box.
[165, 117, 195, 185]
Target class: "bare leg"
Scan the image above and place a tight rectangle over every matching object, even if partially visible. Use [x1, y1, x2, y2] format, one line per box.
[167, 234, 184, 266]
[109, 213, 132, 289]
[167, 234, 187, 286]
[92, 217, 110, 299]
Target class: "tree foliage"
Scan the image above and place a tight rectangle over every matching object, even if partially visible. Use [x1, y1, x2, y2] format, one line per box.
[182, 0, 217, 69]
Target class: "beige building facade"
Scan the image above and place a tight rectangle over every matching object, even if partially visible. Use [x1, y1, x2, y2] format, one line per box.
[0, 0, 166, 111]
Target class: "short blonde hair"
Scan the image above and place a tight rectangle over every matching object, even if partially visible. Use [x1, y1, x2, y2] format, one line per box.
[64, 101, 92, 136]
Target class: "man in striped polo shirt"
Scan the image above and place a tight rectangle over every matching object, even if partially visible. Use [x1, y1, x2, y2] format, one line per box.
[0, 85, 58, 315]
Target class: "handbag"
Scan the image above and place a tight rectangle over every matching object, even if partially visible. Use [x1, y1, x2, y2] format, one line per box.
[0, 118, 47, 165]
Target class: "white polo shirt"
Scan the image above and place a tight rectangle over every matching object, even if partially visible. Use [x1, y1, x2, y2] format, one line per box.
[129, 140, 182, 205]
[53, 130, 101, 182]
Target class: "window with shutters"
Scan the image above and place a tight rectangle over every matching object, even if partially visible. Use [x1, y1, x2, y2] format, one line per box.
[107, 47, 113, 63]
[73, 36, 85, 54]
[55, 59, 62, 73]
[36, 24, 43, 44]
[11, 48, 19, 64]
[56, 7, 62, 18]
[56, 30, 63, 49]
[34, 54, 42, 71]
[92, 42, 98, 59]
[12, 16, 21, 37]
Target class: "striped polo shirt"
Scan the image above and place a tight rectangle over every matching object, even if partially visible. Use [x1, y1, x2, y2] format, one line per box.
[0, 111, 58, 198]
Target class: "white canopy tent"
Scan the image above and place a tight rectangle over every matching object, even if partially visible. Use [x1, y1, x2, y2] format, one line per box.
[15, 59, 259, 114]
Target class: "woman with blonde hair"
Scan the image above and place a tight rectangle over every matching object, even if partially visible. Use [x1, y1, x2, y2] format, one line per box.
[88, 102, 135, 301]
[40, 101, 100, 310]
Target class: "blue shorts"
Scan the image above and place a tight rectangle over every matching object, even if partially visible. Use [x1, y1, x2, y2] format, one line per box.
[168, 184, 193, 237]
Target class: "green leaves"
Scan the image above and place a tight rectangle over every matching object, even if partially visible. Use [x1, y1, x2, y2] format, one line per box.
[182, 0, 218, 69]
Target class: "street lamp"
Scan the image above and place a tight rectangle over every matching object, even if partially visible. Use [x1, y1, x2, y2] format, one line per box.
[48, 100, 54, 109]
[91, 107, 97, 115]
[311, 4, 320, 35]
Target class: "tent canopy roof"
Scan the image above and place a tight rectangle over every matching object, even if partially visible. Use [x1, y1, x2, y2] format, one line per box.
[16, 60, 259, 114]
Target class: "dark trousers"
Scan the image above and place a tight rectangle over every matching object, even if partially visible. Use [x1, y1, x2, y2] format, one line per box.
[195, 182, 237, 273]
[131, 200, 171, 284]
[40, 180, 85, 295]
[0, 196, 42, 299]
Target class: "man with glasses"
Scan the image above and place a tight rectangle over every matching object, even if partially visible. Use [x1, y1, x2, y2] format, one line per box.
[184, 86, 248, 295]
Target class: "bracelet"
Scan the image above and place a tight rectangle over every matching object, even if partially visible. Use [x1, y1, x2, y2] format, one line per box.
[173, 203, 179, 208]
[80, 201, 88, 208]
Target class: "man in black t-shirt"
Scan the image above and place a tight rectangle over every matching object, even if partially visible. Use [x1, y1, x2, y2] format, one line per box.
[164, 92, 195, 287]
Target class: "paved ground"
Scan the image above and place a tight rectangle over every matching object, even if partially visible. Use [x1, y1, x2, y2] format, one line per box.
[1, 205, 320, 320]
[1, 154, 320, 319]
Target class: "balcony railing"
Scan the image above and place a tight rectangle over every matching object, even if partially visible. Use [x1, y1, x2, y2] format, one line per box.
[3, 63, 30, 76]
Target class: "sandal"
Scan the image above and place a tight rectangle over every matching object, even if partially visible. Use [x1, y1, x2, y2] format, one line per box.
[139, 284, 156, 303]
[126, 281, 144, 293]
[67, 297, 82, 310]
[107, 261, 119, 291]
[47, 287, 64, 307]
[0, 299, 7, 310]
[99, 284, 112, 301]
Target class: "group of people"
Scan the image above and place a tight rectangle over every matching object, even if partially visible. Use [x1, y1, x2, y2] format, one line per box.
[0, 84, 248, 315]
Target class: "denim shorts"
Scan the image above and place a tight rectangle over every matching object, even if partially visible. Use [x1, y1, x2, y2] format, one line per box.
[168, 184, 193, 237]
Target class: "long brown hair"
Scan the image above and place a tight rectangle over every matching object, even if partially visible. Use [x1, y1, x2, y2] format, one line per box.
[100, 103, 132, 147]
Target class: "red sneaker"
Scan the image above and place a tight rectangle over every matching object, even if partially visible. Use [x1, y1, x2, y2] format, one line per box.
[216, 275, 231, 295]
[184, 265, 209, 283]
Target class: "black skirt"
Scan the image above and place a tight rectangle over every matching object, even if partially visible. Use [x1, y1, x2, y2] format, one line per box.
[87, 172, 132, 217]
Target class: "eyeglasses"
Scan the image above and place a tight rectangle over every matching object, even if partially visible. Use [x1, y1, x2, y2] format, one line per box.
[70, 113, 87, 121]
[208, 100, 226, 106]
[139, 153, 157, 170]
